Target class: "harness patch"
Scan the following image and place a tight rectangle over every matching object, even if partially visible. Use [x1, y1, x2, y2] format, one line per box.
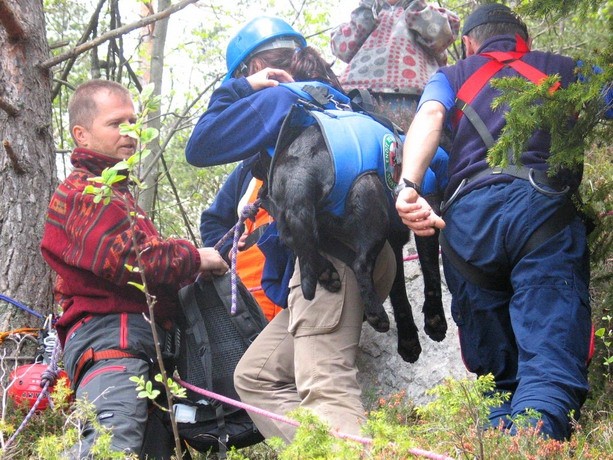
[382, 133, 401, 191]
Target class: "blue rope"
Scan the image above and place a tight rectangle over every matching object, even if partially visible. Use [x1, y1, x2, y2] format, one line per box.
[0, 293, 44, 319]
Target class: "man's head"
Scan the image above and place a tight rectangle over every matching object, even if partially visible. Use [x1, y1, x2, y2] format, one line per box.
[68, 79, 137, 160]
[461, 3, 529, 58]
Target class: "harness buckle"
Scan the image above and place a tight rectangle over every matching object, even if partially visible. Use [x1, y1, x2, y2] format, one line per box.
[528, 168, 570, 197]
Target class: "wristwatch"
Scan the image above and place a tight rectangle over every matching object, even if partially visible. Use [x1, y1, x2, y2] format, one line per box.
[394, 178, 422, 197]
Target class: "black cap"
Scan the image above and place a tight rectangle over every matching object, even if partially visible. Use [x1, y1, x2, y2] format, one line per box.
[462, 3, 524, 36]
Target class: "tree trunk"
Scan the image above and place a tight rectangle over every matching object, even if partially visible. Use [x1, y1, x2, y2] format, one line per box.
[0, 0, 55, 332]
[138, 0, 170, 216]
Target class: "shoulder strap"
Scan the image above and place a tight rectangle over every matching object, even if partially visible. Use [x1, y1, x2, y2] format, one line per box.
[453, 35, 561, 149]
[178, 281, 214, 390]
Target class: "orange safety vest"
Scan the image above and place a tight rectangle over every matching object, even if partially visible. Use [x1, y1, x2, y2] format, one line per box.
[235, 178, 283, 321]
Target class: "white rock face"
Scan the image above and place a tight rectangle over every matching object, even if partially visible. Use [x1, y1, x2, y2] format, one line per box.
[357, 240, 471, 407]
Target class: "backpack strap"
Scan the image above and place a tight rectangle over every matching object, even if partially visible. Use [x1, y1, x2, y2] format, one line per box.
[178, 281, 214, 390]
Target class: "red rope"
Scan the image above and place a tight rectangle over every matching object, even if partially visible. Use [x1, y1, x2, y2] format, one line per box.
[175, 377, 454, 460]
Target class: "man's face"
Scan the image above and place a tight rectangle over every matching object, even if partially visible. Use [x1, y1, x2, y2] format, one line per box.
[74, 91, 137, 160]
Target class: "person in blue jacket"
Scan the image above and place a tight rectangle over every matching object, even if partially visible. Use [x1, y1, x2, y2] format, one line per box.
[395, 3, 598, 440]
[186, 16, 396, 442]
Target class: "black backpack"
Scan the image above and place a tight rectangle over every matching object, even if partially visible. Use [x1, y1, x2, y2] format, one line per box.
[173, 272, 268, 456]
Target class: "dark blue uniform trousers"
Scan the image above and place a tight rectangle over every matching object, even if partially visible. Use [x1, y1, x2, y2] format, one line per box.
[442, 180, 591, 440]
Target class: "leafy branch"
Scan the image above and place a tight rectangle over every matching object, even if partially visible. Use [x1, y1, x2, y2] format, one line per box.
[82, 84, 185, 457]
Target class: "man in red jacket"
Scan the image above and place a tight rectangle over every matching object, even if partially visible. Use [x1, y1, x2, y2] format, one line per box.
[40, 79, 227, 458]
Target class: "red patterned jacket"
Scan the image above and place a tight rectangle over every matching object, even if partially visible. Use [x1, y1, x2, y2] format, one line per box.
[41, 148, 201, 345]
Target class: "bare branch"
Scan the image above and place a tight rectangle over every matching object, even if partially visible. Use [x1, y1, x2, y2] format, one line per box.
[39, 0, 199, 70]
[3, 140, 25, 174]
[0, 0, 26, 41]
[51, 0, 108, 100]
[0, 93, 18, 117]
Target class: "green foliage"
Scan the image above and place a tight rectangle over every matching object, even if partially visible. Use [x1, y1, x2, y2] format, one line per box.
[273, 408, 363, 460]
[129, 373, 187, 406]
[488, 65, 611, 173]
[0, 378, 130, 459]
[130, 374, 161, 400]
[595, 314, 613, 380]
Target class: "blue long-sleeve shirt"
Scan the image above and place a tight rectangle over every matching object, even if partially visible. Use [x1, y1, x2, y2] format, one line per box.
[200, 158, 256, 259]
[186, 78, 303, 167]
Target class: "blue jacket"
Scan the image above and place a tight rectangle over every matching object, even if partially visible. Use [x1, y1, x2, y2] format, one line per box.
[186, 78, 304, 167]
[200, 157, 257, 254]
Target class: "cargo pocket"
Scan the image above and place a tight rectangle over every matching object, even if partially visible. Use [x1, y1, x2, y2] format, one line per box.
[288, 257, 346, 338]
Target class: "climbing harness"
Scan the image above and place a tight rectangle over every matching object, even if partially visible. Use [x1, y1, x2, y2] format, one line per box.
[440, 36, 580, 291]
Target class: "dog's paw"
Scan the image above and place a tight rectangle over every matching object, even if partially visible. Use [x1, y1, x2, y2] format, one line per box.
[318, 264, 341, 293]
[397, 336, 422, 363]
[424, 314, 447, 342]
[365, 306, 390, 333]
[423, 296, 447, 342]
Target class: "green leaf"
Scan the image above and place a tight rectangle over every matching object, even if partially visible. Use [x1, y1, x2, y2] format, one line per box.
[140, 127, 159, 144]
[83, 185, 97, 195]
[140, 83, 155, 102]
[127, 281, 145, 292]
[112, 160, 130, 171]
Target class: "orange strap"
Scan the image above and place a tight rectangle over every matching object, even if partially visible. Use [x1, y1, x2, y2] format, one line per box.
[73, 347, 138, 387]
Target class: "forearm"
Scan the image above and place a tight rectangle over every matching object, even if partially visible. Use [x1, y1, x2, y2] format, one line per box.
[405, 0, 460, 55]
[330, 0, 378, 62]
[185, 78, 256, 167]
[401, 100, 446, 184]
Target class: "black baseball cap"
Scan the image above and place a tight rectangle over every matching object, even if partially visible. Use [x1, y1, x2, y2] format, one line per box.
[462, 3, 526, 36]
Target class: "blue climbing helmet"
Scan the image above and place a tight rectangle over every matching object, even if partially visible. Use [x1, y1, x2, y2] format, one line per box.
[225, 16, 307, 81]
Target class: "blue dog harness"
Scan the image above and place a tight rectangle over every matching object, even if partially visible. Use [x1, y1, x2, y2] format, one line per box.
[270, 82, 402, 217]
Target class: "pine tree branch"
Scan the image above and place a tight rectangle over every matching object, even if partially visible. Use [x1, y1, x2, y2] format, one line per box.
[0, 0, 26, 41]
[39, 0, 199, 70]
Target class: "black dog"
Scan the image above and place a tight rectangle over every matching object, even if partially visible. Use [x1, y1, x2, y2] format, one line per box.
[261, 115, 447, 362]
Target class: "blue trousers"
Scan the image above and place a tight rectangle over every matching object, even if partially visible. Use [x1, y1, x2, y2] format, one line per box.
[442, 181, 591, 440]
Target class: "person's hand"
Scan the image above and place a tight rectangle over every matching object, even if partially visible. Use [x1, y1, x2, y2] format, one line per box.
[197, 248, 229, 278]
[246, 68, 294, 91]
[227, 231, 249, 260]
[395, 187, 445, 236]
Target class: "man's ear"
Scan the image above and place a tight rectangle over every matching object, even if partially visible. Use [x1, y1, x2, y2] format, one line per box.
[462, 35, 479, 57]
[72, 125, 88, 147]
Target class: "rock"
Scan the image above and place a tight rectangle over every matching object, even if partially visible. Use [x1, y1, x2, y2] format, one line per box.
[357, 240, 471, 407]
